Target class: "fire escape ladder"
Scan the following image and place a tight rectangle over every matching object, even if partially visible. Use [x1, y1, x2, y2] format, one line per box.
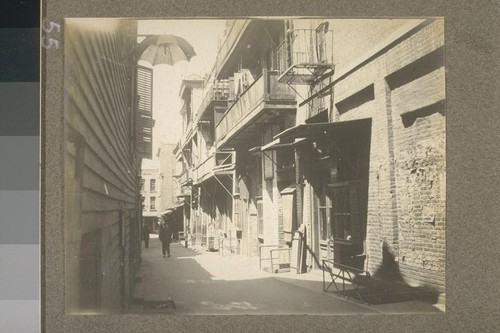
[276, 25, 335, 116]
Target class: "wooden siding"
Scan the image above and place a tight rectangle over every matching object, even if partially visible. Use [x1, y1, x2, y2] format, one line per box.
[65, 21, 138, 210]
[64, 20, 140, 312]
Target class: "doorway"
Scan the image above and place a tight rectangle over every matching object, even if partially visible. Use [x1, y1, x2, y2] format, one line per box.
[307, 119, 371, 270]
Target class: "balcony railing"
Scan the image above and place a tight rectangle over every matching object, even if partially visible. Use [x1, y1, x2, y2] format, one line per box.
[177, 167, 193, 185]
[194, 151, 235, 183]
[276, 28, 335, 85]
[278, 28, 334, 69]
[180, 185, 191, 196]
[213, 20, 251, 76]
[215, 69, 295, 143]
[193, 80, 230, 123]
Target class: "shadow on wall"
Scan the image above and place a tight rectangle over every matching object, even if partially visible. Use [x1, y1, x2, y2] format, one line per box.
[373, 241, 405, 282]
[402, 100, 445, 128]
[306, 244, 322, 271]
[370, 241, 441, 305]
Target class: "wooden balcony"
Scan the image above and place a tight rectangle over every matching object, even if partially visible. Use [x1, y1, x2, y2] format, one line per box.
[215, 69, 296, 149]
[174, 170, 192, 198]
[179, 185, 191, 197]
[194, 151, 235, 184]
[176, 167, 193, 187]
[213, 20, 251, 77]
[194, 80, 230, 123]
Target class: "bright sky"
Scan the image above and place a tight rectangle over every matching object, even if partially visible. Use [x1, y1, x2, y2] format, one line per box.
[137, 19, 227, 168]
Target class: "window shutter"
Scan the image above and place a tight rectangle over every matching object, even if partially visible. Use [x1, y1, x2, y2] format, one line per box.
[135, 65, 154, 159]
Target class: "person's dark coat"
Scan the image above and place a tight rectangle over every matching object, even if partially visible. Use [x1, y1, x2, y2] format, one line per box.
[142, 225, 150, 240]
[159, 219, 172, 243]
[159, 217, 174, 256]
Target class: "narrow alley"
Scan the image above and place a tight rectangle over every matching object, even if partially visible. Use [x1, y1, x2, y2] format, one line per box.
[134, 236, 441, 315]
[62, 18, 446, 315]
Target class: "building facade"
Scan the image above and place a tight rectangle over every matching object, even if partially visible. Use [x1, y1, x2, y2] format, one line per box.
[175, 20, 297, 256]
[174, 18, 445, 301]
[157, 143, 178, 213]
[157, 142, 184, 238]
[64, 19, 154, 313]
[140, 165, 161, 232]
[273, 18, 445, 297]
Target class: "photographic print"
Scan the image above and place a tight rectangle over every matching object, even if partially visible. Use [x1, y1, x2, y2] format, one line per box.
[63, 17, 445, 315]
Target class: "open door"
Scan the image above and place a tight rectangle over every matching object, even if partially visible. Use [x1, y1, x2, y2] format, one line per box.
[297, 118, 371, 271]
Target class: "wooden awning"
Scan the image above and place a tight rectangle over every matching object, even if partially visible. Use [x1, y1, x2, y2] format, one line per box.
[274, 118, 372, 142]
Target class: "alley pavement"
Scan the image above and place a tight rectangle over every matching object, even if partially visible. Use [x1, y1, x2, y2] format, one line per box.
[135, 235, 442, 315]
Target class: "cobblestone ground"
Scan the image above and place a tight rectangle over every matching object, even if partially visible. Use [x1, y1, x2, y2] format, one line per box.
[137, 236, 441, 315]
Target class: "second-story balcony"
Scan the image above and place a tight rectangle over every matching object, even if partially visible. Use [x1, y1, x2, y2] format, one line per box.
[194, 79, 230, 124]
[213, 20, 251, 79]
[178, 184, 192, 198]
[194, 151, 235, 184]
[215, 69, 296, 149]
[175, 167, 193, 187]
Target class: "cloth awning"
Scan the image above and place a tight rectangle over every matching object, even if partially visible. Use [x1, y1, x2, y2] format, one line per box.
[196, 165, 234, 186]
[248, 146, 262, 154]
[171, 201, 185, 209]
[159, 201, 185, 216]
[274, 118, 372, 142]
[261, 138, 309, 151]
[248, 138, 308, 153]
[249, 119, 371, 154]
[280, 185, 297, 195]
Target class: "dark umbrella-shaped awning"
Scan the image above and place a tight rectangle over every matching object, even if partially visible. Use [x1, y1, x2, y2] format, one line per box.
[133, 34, 196, 66]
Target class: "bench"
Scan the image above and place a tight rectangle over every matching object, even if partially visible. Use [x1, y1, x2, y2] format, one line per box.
[322, 257, 389, 304]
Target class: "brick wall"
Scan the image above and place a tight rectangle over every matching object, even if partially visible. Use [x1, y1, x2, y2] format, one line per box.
[331, 19, 424, 72]
[329, 19, 445, 293]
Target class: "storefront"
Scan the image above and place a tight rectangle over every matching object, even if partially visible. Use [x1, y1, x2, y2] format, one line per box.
[272, 118, 372, 271]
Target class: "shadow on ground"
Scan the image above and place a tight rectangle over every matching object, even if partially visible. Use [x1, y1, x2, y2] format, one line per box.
[331, 241, 441, 307]
[137, 241, 442, 314]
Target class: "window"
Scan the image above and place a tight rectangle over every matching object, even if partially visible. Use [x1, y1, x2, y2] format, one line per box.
[150, 179, 156, 192]
[150, 197, 156, 211]
[315, 22, 329, 63]
[141, 179, 145, 191]
[331, 187, 351, 239]
[317, 188, 332, 241]
[330, 184, 361, 241]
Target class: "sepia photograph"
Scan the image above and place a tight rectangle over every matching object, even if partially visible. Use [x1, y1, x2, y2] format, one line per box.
[63, 17, 446, 315]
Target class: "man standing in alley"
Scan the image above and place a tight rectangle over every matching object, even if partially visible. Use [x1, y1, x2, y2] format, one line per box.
[159, 213, 173, 258]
